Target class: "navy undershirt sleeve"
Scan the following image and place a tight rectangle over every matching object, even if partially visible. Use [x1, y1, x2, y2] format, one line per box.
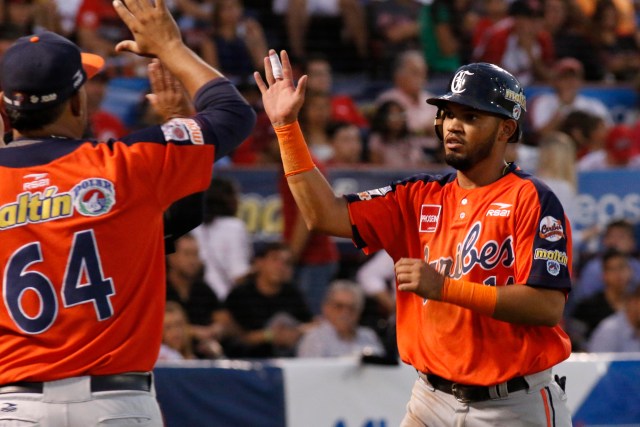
[192, 78, 257, 160]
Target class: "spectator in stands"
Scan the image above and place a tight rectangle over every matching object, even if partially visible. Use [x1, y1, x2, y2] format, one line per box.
[192, 177, 252, 301]
[576, 0, 637, 39]
[279, 159, 339, 316]
[578, 124, 637, 170]
[297, 280, 385, 358]
[243, 0, 280, 46]
[542, 0, 603, 81]
[166, 234, 224, 358]
[419, 0, 476, 76]
[355, 250, 396, 319]
[0, 0, 37, 37]
[375, 50, 440, 163]
[76, 0, 130, 59]
[84, 72, 127, 141]
[367, 0, 422, 80]
[169, 0, 215, 66]
[367, 100, 436, 168]
[229, 81, 282, 165]
[573, 219, 640, 308]
[157, 301, 198, 361]
[588, 0, 640, 82]
[205, 0, 268, 86]
[299, 90, 334, 162]
[587, 284, 640, 352]
[529, 57, 613, 139]
[472, 0, 509, 50]
[272, 0, 368, 63]
[569, 249, 635, 350]
[51, 0, 83, 37]
[302, 54, 368, 129]
[474, 0, 554, 85]
[76, 0, 147, 77]
[218, 242, 314, 358]
[559, 110, 608, 159]
[536, 131, 598, 254]
[326, 121, 364, 166]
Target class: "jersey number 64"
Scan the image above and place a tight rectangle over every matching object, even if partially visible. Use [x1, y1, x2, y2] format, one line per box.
[3, 229, 115, 334]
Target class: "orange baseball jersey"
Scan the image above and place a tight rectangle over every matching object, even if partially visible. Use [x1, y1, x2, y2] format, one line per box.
[346, 163, 572, 385]
[0, 80, 254, 384]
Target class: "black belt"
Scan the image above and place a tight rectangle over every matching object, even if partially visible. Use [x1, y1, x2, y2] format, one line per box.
[0, 373, 152, 395]
[421, 372, 528, 403]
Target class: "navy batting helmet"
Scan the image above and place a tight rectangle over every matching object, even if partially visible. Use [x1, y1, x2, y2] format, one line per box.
[427, 63, 526, 143]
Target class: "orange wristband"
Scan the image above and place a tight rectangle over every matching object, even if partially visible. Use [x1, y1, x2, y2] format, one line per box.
[274, 121, 315, 177]
[441, 277, 497, 317]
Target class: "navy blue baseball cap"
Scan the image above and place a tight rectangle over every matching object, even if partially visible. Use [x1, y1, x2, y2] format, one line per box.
[1, 31, 104, 111]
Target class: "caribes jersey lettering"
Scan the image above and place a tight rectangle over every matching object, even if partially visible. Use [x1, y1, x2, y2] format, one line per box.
[424, 222, 515, 284]
[346, 165, 572, 385]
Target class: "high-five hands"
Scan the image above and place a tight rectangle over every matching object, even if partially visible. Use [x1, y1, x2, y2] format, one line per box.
[146, 59, 194, 121]
[112, 0, 182, 58]
[395, 258, 445, 300]
[254, 49, 308, 128]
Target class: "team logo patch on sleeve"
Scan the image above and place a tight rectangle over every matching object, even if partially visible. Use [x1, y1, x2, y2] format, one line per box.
[419, 205, 441, 233]
[546, 260, 561, 276]
[161, 118, 204, 145]
[356, 186, 392, 201]
[538, 216, 564, 242]
[72, 178, 115, 217]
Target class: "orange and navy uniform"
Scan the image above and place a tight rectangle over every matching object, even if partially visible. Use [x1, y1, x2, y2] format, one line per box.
[0, 79, 255, 384]
[346, 163, 572, 386]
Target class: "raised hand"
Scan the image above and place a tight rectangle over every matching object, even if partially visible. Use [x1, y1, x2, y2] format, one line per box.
[112, 0, 182, 58]
[146, 59, 194, 121]
[254, 49, 308, 128]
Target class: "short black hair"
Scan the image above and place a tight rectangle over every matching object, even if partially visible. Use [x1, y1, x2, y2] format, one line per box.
[6, 102, 67, 132]
[203, 177, 239, 223]
[602, 248, 629, 266]
[605, 219, 635, 237]
[254, 241, 290, 259]
[326, 121, 355, 140]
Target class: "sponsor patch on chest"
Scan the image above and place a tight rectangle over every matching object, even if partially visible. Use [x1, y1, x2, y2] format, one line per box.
[419, 204, 441, 233]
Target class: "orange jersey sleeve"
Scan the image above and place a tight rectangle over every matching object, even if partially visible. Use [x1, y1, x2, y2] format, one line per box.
[346, 164, 572, 385]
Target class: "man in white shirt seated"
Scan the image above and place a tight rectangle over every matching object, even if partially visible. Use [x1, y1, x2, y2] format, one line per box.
[297, 280, 385, 358]
[588, 284, 640, 353]
[529, 57, 613, 138]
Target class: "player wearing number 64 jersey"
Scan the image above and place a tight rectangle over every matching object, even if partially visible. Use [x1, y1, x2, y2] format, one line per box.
[0, 1, 255, 425]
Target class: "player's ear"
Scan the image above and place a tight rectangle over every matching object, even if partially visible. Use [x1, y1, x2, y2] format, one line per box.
[500, 119, 517, 142]
[69, 91, 82, 117]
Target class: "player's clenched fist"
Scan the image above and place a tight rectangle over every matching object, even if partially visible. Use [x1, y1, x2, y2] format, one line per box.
[394, 258, 445, 300]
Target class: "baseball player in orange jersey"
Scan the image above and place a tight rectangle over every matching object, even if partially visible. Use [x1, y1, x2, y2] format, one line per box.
[0, 1, 255, 425]
[256, 52, 572, 426]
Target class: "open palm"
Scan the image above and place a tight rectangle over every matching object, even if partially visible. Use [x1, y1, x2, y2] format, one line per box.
[254, 50, 308, 128]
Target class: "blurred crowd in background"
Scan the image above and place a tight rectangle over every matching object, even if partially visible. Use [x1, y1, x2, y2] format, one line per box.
[3, 0, 640, 362]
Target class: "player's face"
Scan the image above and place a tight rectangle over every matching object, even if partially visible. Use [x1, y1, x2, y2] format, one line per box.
[441, 103, 502, 172]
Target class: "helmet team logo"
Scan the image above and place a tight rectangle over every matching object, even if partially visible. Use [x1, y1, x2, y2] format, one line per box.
[451, 71, 474, 94]
[73, 178, 115, 217]
[538, 216, 564, 242]
[512, 104, 521, 120]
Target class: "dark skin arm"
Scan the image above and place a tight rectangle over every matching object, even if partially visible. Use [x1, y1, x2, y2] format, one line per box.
[394, 258, 566, 326]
